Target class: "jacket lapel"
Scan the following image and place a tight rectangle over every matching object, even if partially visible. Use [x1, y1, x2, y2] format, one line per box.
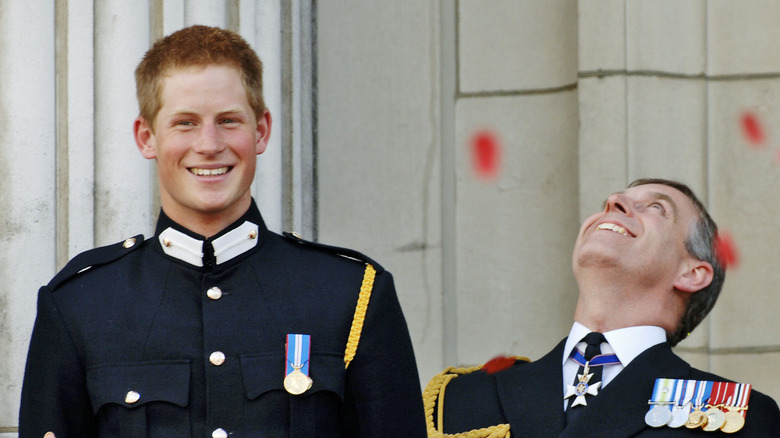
[561, 342, 692, 437]
[495, 339, 568, 436]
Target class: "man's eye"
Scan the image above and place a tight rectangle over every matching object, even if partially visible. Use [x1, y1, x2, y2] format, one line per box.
[649, 202, 665, 212]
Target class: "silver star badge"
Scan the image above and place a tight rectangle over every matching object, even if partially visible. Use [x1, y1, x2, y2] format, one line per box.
[564, 362, 601, 407]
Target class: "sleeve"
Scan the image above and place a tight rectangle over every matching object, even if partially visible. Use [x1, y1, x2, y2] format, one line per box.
[340, 270, 427, 437]
[19, 287, 98, 438]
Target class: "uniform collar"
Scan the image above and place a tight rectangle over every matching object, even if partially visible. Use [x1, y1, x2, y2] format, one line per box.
[154, 200, 268, 268]
[563, 321, 667, 368]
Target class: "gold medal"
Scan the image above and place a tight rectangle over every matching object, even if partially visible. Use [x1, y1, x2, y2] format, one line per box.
[702, 405, 726, 431]
[284, 367, 313, 395]
[721, 407, 747, 434]
[685, 408, 708, 429]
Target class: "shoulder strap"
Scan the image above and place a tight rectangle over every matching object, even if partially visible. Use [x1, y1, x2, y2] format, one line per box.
[343, 264, 376, 369]
[282, 232, 384, 273]
[48, 235, 145, 290]
[422, 357, 530, 438]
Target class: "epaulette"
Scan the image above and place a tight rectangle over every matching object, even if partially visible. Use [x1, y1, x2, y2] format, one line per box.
[423, 356, 530, 438]
[282, 231, 384, 273]
[47, 235, 145, 290]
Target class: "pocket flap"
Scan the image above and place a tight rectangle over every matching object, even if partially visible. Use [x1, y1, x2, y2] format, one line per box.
[86, 360, 190, 413]
[240, 352, 345, 400]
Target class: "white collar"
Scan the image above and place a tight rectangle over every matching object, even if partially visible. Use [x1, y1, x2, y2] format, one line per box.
[158, 221, 259, 267]
[562, 321, 667, 368]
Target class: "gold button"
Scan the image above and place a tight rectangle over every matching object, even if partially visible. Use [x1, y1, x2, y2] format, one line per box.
[212, 428, 228, 438]
[125, 390, 140, 404]
[210, 351, 226, 366]
[44, 433, 56, 438]
[249, 229, 258, 239]
[207, 287, 223, 300]
[123, 238, 136, 249]
[291, 231, 302, 239]
[163, 238, 172, 247]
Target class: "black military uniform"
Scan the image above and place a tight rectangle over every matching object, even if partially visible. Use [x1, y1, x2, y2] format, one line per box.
[20, 200, 426, 437]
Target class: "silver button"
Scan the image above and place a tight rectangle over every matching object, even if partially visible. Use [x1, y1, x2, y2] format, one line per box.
[210, 351, 226, 366]
[125, 390, 140, 404]
[212, 428, 228, 438]
[207, 287, 223, 300]
[123, 238, 137, 248]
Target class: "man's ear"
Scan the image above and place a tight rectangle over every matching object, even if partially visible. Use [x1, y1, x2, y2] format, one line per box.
[674, 259, 714, 293]
[255, 109, 272, 155]
[134, 116, 157, 159]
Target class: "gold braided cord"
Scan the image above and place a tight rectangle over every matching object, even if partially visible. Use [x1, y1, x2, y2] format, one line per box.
[422, 357, 530, 438]
[344, 264, 375, 369]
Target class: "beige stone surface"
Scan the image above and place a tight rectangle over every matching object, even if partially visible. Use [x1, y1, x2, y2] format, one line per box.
[316, 1, 444, 381]
[454, 91, 580, 365]
[708, 0, 780, 75]
[711, 352, 780, 403]
[578, 0, 626, 72]
[626, 0, 706, 74]
[459, 0, 578, 93]
[707, 80, 780, 349]
[626, 76, 708, 189]
[578, 76, 628, 222]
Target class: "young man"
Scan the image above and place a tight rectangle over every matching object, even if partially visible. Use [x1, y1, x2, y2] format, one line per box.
[429, 179, 780, 437]
[20, 25, 426, 437]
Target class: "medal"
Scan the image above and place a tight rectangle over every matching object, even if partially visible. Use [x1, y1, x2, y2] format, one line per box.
[703, 406, 726, 431]
[284, 365, 313, 395]
[645, 405, 673, 428]
[669, 379, 696, 428]
[645, 378, 675, 427]
[686, 381, 713, 429]
[564, 361, 600, 407]
[284, 334, 313, 395]
[702, 382, 729, 431]
[722, 383, 751, 434]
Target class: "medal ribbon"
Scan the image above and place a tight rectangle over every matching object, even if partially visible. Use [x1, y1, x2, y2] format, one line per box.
[569, 349, 620, 367]
[707, 381, 729, 409]
[675, 379, 696, 408]
[729, 383, 752, 418]
[649, 378, 676, 406]
[285, 334, 311, 377]
[693, 380, 713, 410]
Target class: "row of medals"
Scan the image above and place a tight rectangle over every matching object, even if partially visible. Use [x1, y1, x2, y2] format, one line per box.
[645, 402, 747, 433]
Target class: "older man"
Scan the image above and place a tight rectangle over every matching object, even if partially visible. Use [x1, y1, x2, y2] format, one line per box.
[430, 178, 780, 437]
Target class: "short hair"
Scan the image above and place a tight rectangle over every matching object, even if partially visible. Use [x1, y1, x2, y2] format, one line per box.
[135, 25, 265, 131]
[628, 178, 726, 346]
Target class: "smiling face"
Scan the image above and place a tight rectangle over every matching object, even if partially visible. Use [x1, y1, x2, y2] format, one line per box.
[572, 183, 701, 285]
[134, 64, 271, 236]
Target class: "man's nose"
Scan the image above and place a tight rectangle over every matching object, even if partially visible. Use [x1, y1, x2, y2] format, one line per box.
[605, 193, 632, 215]
[194, 123, 225, 154]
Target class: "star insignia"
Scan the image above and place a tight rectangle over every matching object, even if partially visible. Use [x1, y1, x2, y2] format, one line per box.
[564, 362, 601, 407]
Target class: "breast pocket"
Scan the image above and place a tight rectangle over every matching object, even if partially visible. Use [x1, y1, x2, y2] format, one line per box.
[86, 360, 191, 437]
[240, 351, 345, 400]
[239, 351, 346, 435]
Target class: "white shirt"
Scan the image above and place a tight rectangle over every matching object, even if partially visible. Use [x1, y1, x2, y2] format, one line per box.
[562, 322, 666, 410]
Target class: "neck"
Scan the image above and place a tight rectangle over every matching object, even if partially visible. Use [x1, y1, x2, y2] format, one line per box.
[572, 268, 683, 335]
[160, 196, 252, 238]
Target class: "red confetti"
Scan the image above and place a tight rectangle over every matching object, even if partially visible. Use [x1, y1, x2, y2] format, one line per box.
[741, 112, 766, 146]
[714, 231, 739, 269]
[481, 355, 515, 374]
[470, 130, 501, 180]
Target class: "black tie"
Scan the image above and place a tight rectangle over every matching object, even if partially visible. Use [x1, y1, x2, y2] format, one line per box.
[566, 332, 606, 424]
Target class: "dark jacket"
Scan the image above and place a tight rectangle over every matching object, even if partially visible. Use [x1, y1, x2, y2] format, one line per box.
[20, 202, 426, 437]
[441, 339, 780, 437]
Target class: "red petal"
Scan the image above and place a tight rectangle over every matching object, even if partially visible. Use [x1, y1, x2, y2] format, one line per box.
[482, 355, 515, 374]
[715, 231, 739, 269]
[741, 112, 766, 147]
